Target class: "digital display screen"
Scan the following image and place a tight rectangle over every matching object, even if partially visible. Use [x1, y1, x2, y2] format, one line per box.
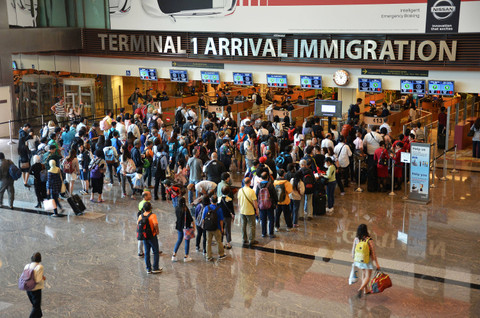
[170, 69, 188, 82]
[233, 72, 253, 86]
[139, 68, 157, 81]
[200, 71, 220, 84]
[314, 100, 343, 118]
[358, 78, 382, 92]
[428, 80, 454, 96]
[401, 79, 426, 94]
[267, 74, 288, 88]
[12, 61, 17, 70]
[300, 75, 322, 89]
[322, 105, 336, 113]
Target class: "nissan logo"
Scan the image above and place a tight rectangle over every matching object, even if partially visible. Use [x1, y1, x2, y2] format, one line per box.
[431, 0, 456, 20]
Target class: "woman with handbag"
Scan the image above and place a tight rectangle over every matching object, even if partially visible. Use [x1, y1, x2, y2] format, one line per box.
[46, 159, 64, 217]
[172, 197, 195, 263]
[352, 224, 380, 298]
[28, 155, 47, 209]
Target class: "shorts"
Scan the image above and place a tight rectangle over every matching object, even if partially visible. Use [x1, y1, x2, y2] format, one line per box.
[354, 260, 375, 270]
[65, 173, 77, 182]
[80, 170, 90, 181]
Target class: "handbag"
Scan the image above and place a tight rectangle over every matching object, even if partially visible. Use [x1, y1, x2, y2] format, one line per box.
[368, 270, 392, 293]
[183, 208, 195, 240]
[467, 128, 474, 137]
[20, 162, 30, 169]
[43, 199, 57, 211]
[349, 263, 359, 285]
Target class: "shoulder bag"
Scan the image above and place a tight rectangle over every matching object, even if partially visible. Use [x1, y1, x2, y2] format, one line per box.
[183, 207, 195, 240]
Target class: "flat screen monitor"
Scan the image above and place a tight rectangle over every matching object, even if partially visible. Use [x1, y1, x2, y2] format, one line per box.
[139, 68, 158, 81]
[428, 80, 454, 96]
[358, 78, 382, 93]
[401, 79, 426, 94]
[170, 69, 188, 82]
[200, 71, 220, 84]
[266, 74, 288, 88]
[233, 72, 253, 86]
[300, 75, 322, 89]
[12, 61, 17, 70]
[314, 100, 343, 118]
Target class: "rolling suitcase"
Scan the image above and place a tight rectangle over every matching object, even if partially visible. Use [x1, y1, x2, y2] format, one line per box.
[313, 194, 326, 216]
[67, 194, 86, 215]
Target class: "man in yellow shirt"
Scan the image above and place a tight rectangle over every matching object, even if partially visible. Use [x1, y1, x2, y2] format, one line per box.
[273, 169, 293, 232]
[237, 177, 259, 246]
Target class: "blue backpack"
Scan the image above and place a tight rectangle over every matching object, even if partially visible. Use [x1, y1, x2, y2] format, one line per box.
[105, 148, 116, 164]
[9, 163, 22, 181]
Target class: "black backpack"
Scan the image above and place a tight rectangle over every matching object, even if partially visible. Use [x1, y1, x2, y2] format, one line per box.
[128, 93, 134, 105]
[203, 206, 218, 231]
[175, 109, 185, 126]
[137, 212, 153, 240]
[303, 173, 315, 194]
[255, 94, 263, 105]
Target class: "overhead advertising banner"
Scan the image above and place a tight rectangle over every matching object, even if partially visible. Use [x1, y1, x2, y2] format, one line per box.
[109, 0, 480, 34]
[409, 142, 431, 203]
[425, 0, 461, 33]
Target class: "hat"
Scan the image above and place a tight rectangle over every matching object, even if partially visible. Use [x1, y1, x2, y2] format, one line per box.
[259, 156, 267, 164]
[162, 179, 172, 186]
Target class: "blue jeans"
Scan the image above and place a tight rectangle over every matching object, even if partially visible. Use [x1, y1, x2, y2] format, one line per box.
[144, 165, 152, 186]
[174, 230, 190, 256]
[290, 200, 301, 225]
[188, 180, 199, 205]
[259, 208, 275, 236]
[143, 236, 160, 271]
[326, 181, 336, 209]
[172, 196, 179, 208]
[473, 140, 480, 158]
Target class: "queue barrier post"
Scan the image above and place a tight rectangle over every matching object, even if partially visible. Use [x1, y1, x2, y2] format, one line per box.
[451, 144, 459, 173]
[389, 158, 396, 196]
[440, 149, 448, 181]
[41, 114, 44, 128]
[431, 144, 437, 188]
[403, 162, 408, 199]
[355, 157, 363, 193]
[7, 120, 16, 145]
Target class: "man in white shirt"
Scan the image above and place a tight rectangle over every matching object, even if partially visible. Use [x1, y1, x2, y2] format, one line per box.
[76, 118, 87, 136]
[265, 101, 276, 122]
[321, 134, 334, 150]
[115, 116, 127, 141]
[195, 180, 217, 196]
[379, 118, 392, 134]
[240, 115, 252, 128]
[363, 126, 382, 157]
[334, 136, 353, 193]
[185, 106, 198, 125]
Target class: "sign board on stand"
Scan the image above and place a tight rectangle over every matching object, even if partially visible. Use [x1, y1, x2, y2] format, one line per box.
[272, 109, 290, 120]
[401, 152, 411, 163]
[408, 142, 431, 203]
[208, 105, 224, 118]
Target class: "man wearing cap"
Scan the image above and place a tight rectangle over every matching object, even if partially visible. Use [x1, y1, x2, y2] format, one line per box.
[237, 177, 259, 246]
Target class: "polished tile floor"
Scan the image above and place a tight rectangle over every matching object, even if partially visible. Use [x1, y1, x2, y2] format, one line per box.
[0, 140, 479, 317]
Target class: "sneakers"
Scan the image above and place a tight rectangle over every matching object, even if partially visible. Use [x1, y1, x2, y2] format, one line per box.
[171, 255, 178, 262]
[79, 190, 86, 195]
[218, 254, 227, 260]
[146, 269, 152, 274]
[151, 268, 163, 274]
[184, 256, 193, 263]
[196, 247, 200, 252]
[340, 192, 346, 196]
[121, 193, 126, 198]
[138, 253, 144, 257]
[326, 208, 334, 215]
[274, 227, 279, 232]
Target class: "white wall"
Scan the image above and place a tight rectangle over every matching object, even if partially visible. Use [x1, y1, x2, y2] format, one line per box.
[0, 86, 13, 138]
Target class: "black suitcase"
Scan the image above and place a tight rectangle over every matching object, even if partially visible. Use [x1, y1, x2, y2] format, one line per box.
[313, 194, 326, 216]
[437, 132, 446, 150]
[367, 166, 378, 192]
[68, 194, 86, 215]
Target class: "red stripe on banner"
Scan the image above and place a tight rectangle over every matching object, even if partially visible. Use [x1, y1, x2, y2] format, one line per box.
[243, 0, 249, 6]
[251, 0, 259, 5]
[260, 0, 267, 5]
[267, 0, 427, 5]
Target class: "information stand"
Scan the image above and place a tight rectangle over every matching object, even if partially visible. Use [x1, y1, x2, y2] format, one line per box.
[408, 143, 431, 204]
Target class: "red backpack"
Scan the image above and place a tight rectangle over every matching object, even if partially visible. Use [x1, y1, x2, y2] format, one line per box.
[63, 158, 74, 174]
[258, 183, 272, 210]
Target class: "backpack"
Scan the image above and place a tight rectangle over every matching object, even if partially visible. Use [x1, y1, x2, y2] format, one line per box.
[63, 158, 74, 174]
[257, 183, 272, 210]
[176, 146, 187, 163]
[206, 132, 216, 149]
[99, 117, 111, 131]
[18, 265, 37, 291]
[275, 182, 286, 202]
[303, 172, 315, 194]
[348, 104, 356, 119]
[175, 108, 185, 126]
[105, 148, 116, 164]
[255, 94, 263, 105]
[203, 206, 218, 231]
[39, 167, 48, 182]
[195, 204, 204, 227]
[240, 139, 248, 156]
[136, 212, 153, 240]
[354, 238, 371, 264]
[236, 133, 246, 151]
[275, 152, 292, 170]
[90, 161, 104, 179]
[128, 93, 134, 105]
[379, 150, 388, 166]
[9, 163, 22, 181]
